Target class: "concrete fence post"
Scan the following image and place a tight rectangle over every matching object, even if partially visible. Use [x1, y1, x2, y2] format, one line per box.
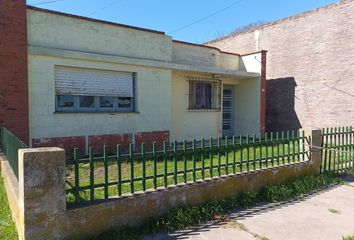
[18, 147, 66, 240]
[303, 129, 322, 173]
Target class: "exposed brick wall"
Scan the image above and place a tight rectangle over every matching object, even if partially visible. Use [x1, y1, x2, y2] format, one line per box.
[88, 134, 132, 154]
[32, 136, 86, 158]
[0, 0, 29, 143]
[31, 131, 170, 158]
[208, 0, 354, 132]
[135, 131, 170, 150]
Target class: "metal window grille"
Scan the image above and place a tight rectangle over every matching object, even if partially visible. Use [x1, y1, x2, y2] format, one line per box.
[187, 76, 221, 111]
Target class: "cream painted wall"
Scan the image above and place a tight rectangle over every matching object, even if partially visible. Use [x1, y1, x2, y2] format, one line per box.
[27, 9, 242, 72]
[28, 54, 172, 142]
[234, 78, 261, 135]
[171, 71, 247, 141]
[27, 9, 172, 62]
[172, 42, 240, 71]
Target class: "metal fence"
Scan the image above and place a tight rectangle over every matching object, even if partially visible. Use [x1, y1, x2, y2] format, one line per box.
[66, 130, 307, 206]
[321, 126, 354, 173]
[0, 126, 28, 179]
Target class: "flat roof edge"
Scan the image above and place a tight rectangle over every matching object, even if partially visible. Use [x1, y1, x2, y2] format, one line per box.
[26, 5, 166, 35]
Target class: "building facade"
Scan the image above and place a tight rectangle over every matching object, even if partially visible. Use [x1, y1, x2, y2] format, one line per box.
[0, 1, 265, 155]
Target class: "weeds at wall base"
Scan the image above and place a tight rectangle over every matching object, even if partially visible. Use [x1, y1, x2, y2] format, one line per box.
[89, 173, 340, 240]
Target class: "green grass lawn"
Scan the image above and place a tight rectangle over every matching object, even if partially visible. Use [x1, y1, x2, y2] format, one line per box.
[0, 177, 18, 240]
[66, 141, 306, 205]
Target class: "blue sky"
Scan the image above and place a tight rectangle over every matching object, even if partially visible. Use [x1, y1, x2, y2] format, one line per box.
[26, 0, 338, 43]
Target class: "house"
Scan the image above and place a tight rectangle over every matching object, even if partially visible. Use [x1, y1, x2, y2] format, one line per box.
[0, 1, 266, 154]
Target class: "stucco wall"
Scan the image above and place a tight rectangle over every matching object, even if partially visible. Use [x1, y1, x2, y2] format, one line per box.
[171, 71, 261, 140]
[235, 78, 261, 135]
[208, 0, 354, 131]
[172, 41, 240, 70]
[27, 9, 172, 62]
[28, 54, 172, 144]
[26, 7, 260, 147]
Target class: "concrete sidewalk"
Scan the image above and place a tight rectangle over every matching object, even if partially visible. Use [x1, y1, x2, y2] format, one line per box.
[144, 174, 354, 240]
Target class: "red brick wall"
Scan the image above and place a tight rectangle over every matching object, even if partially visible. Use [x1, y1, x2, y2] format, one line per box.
[32, 136, 85, 158]
[135, 131, 170, 150]
[88, 134, 132, 154]
[0, 0, 29, 143]
[208, 0, 354, 132]
[32, 131, 170, 158]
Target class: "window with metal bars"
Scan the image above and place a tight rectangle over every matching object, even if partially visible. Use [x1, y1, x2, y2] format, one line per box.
[188, 77, 221, 111]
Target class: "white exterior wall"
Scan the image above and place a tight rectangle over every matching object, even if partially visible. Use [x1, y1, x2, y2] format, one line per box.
[234, 78, 261, 135]
[28, 55, 171, 141]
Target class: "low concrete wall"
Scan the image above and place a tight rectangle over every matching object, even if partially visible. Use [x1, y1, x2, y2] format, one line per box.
[0, 154, 23, 238]
[0, 129, 322, 240]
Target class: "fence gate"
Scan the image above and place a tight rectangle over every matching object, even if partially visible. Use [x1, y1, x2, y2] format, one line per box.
[321, 126, 354, 173]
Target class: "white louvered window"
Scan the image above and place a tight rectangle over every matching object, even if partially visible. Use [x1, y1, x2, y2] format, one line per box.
[55, 66, 135, 112]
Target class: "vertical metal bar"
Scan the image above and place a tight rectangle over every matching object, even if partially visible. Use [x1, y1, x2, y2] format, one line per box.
[259, 133, 262, 169]
[334, 127, 338, 173]
[265, 132, 269, 168]
[174, 140, 178, 185]
[286, 131, 290, 164]
[104, 145, 109, 199]
[201, 138, 205, 180]
[281, 131, 285, 165]
[130, 143, 134, 194]
[252, 134, 256, 170]
[246, 135, 250, 172]
[89, 147, 94, 202]
[163, 141, 168, 187]
[210, 138, 213, 178]
[74, 148, 80, 205]
[239, 135, 243, 173]
[297, 130, 300, 162]
[225, 136, 229, 175]
[302, 130, 305, 162]
[270, 132, 274, 167]
[345, 126, 349, 171]
[117, 144, 122, 196]
[153, 141, 157, 189]
[217, 137, 221, 177]
[276, 132, 280, 165]
[192, 139, 196, 182]
[232, 136, 236, 174]
[183, 140, 187, 183]
[142, 143, 146, 191]
[323, 128, 328, 172]
[292, 130, 295, 163]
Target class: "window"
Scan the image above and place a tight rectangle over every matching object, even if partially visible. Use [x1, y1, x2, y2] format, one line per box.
[188, 77, 221, 111]
[55, 66, 135, 112]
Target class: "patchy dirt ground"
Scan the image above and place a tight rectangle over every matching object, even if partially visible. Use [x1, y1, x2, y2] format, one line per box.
[143, 174, 354, 240]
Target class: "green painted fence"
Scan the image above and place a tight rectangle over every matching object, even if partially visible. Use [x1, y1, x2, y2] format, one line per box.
[0, 126, 28, 179]
[321, 126, 354, 174]
[66, 130, 307, 206]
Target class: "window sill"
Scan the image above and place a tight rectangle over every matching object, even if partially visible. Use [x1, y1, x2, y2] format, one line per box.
[53, 111, 139, 115]
[187, 109, 221, 112]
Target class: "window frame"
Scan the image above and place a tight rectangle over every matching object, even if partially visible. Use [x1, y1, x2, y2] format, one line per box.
[55, 73, 136, 113]
[188, 77, 221, 112]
